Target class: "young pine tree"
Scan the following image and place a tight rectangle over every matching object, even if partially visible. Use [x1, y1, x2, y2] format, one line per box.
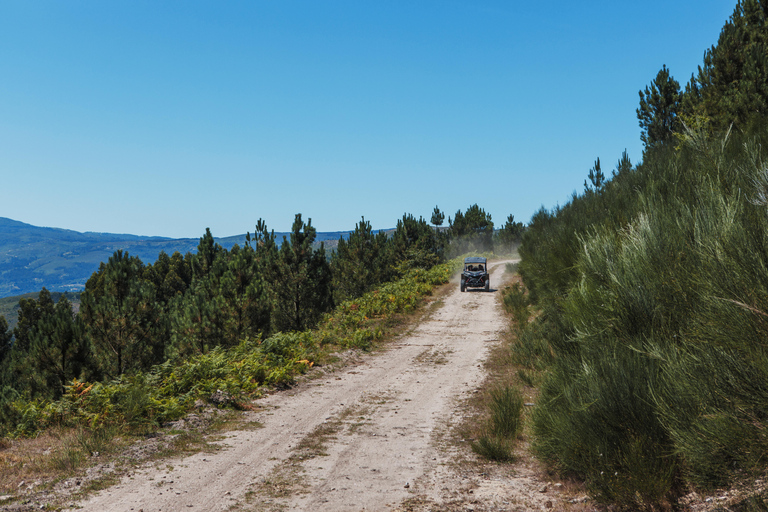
[331, 217, 393, 304]
[270, 214, 333, 332]
[80, 250, 161, 377]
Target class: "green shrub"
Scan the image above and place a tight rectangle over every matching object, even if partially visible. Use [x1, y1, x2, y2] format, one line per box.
[509, 321, 553, 372]
[471, 435, 515, 462]
[502, 282, 529, 326]
[472, 385, 524, 463]
[488, 385, 524, 438]
[516, 369, 536, 388]
[522, 128, 768, 508]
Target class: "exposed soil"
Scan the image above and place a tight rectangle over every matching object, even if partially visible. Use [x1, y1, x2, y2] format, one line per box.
[26, 261, 595, 512]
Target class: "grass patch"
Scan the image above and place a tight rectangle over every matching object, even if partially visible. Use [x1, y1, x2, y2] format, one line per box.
[0, 425, 125, 496]
[471, 435, 515, 462]
[487, 385, 524, 438]
[470, 385, 524, 463]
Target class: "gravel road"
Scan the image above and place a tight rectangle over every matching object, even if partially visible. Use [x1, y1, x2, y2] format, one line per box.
[67, 260, 574, 512]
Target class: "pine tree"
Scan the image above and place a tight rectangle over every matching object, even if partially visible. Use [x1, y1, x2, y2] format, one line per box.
[28, 295, 90, 398]
[637, 65, 682, 149]
[614, 150, 632, 178]
[0, 290, 57, 397]
[220, 244, 271, 341]
[498, 214, 525, 251]
[13, 288, 55, 353]
[392, 213, 441, 271]
[448, 204, 494, 254]
[431, 206, 445, 231]
[584, 157, 606, 193]
[0, 291, 90, 400]
[193, 228, 222, 279]
[80, 250, 161, 377]
[0, 316, 11, 368]
[171, 272, 228, 356]
[331, 217, 393, 303]
[145, 251, 193, 303]
[697, 0, 768, 132]
[271, 214, 333, 332]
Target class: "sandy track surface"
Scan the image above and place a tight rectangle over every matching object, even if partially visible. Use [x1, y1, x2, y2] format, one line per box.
[67, 260, 578, 512]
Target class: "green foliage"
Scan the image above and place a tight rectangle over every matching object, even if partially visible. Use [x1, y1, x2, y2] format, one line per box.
[521, 115, 768, 507]
[509, 321, 554, 372]
[27, 295, 91, 399]
[487, 386, 524, 438]
[144, 250, 193, 304]
[470, 435, 515, 462]
[697, 0, 768, 133]
[584, 157, 606, 193]
[391, 213, 444, 272]
[637, 65, 682, 149]
[0, 255, 456, 438]
[638, 1, 768, 150]
[270, 214, 333, 333]
[330, 217, 393, 304]
[471, 385, 524, 463]
[502, 282, 529, 326]
[495, 214, 525, 253]
[520, 10, 768, 502]
[169, 243, 270, 359]
[430, 205, 445, 228]
[321, 261, 456, 349]
[80, 250, 162, 378]
[0, 290, 90, 402]
[448, 204, 494, 255]
[0, 316, 9, 368]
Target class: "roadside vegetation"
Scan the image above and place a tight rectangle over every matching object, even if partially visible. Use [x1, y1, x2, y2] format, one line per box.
[498, 1, 768, 510]
[463, 269, 534, 465]
[0, 202, 521, 499]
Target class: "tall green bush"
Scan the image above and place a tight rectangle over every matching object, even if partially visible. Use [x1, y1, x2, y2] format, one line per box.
[525, 127, 768, 507]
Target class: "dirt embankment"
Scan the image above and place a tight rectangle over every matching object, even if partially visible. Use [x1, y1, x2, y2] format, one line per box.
[59, 260, 592, 512]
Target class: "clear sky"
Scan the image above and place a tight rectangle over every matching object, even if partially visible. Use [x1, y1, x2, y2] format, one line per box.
[0, 1, 735, 238]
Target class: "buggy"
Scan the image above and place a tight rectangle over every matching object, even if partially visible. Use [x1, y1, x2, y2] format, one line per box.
[461, 257, 489, 292]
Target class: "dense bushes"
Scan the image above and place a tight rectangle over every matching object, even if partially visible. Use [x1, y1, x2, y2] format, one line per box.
[514, 3, 768, 506]
[520, 125, 768, 507]
[0, 256, 457, 438]
[1, 191, 509, 440]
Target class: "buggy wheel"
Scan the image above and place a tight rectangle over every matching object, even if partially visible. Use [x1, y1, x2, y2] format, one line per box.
[461, 281, 466, 292]
[485, 279, 490, 292]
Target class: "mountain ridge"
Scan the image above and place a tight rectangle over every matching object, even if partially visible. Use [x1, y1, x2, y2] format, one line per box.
[0, 217, 359, 298]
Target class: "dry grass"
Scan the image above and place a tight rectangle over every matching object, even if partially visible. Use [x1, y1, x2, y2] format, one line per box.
[0, 407, 250, 510]
[0, 426, 129, 496]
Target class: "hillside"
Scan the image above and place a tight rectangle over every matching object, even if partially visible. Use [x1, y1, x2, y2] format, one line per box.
[0, 217, 354, 299]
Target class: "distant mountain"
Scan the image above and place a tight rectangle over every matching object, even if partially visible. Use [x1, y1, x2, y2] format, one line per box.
[0, 218, 355, 298]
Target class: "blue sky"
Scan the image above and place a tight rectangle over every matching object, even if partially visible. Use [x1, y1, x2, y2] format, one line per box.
[0, 1, 735, 238]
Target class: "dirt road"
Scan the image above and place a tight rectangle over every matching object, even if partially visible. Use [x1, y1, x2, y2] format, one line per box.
[66, 260, 580, 512]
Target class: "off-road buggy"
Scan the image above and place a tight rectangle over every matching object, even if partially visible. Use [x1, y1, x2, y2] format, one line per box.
[461, 256, 489, 292]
